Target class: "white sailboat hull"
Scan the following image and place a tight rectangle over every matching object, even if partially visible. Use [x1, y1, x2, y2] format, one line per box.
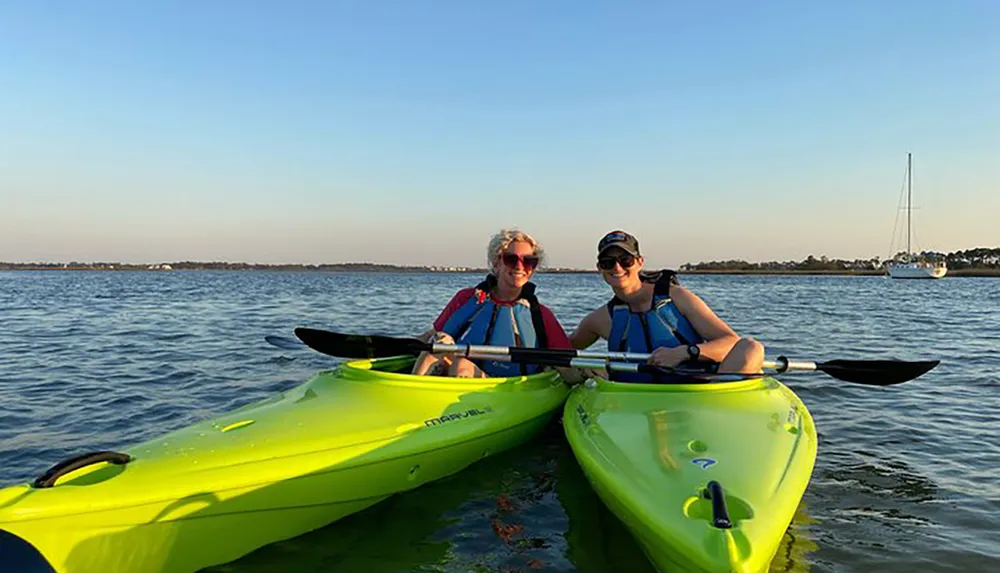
[887, 262, 947, 279]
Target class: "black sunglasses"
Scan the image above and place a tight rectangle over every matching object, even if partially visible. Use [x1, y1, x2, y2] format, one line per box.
[598, 254, 636, 270]
[502, 253, 540, 270]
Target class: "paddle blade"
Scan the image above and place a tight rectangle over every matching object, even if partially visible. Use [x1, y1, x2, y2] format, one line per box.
[815, 359, 940, 386]
[294, 327, 430, 358]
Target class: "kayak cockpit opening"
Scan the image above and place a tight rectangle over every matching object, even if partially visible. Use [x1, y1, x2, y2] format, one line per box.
[370, 356, 417, 373]
[342, 356, 417, 374]
[0, 530, 56, 573]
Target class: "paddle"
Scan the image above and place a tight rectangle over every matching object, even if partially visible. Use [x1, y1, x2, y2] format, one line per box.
[768, 357, 940, 386]
[293, 327, 939, 386]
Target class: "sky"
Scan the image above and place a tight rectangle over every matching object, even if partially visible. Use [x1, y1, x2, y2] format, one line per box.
[2, 1, 998, 269]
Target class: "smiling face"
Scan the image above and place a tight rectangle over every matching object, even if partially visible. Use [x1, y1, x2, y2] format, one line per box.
[597, 246, 644, 290]
[495, 240, 538, 292]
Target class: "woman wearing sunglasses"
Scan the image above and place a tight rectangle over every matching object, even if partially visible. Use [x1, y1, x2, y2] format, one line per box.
[569, 230, 764, 382]
[412, 228, 575, 378]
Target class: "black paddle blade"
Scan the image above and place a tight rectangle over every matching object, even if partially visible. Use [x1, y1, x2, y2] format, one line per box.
[815, 359, 940, 386]
[294, 327, 431, 359]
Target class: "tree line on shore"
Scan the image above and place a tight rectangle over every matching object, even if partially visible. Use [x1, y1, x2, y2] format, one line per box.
[0, 261, 480, 272]
[680, 247, 1000, 272]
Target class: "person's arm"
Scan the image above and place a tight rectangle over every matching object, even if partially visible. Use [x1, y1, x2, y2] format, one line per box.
[667, 285, 740, 363]
[539, 306, 573, 350]
[568, 307, 607, 350]
[412, 289, 471, 374]
[552, 306, 611, 383]
[533, 306, 586, 385]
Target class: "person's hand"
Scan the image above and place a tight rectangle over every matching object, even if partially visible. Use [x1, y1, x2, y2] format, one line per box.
[555, 367, 606, 386]
[578, 367, 607, 382]
[451, 357, 482, 378]
[431, 331, 455, 346]
[648, 346, 687, 368]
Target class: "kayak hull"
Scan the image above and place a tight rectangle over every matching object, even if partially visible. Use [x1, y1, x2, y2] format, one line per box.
[0, 357, 568, 573]
[564, 376, 817, 573]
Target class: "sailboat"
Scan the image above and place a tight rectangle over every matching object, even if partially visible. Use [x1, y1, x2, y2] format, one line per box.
[886, 153, 947, 279]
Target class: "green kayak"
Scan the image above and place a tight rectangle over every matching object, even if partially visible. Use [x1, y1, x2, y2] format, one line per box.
[564, 375, 817, 573]
[0, 357, 568, 573]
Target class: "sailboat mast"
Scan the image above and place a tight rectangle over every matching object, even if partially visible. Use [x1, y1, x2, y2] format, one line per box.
[907, 152, 912, 255]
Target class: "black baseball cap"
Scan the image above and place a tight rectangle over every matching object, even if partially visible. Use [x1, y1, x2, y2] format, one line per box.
[597, 230, 640, 257]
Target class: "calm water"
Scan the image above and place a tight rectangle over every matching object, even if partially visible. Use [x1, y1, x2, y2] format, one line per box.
[1, 271, 998, 572]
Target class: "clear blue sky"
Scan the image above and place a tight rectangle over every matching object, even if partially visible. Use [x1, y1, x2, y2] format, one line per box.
[2, 1, 997, 269]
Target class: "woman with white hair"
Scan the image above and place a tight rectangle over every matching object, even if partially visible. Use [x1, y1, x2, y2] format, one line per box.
[411, 228, 574, 378]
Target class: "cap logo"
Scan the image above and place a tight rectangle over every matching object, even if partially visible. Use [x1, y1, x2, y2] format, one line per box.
[599, 232, 628, 249]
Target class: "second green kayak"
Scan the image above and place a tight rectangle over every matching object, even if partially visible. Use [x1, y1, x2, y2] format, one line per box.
[564, 375, 817, 573]
[0, 356, 568, 573]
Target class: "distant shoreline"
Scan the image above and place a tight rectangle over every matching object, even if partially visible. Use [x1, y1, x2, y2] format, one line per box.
[2, 264, 998, 277]
[0, 262, 591, 274]
[679, 269, 1000, 277]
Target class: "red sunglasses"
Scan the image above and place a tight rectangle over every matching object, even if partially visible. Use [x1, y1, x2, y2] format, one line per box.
[501, 253, 540, 270]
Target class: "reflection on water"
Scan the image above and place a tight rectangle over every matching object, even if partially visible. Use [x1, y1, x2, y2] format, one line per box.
[770, 502, 818, 573]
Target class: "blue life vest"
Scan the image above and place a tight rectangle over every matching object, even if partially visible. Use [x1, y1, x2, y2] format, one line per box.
[607, 270, 704, 383]
[439, 275, 549, 377]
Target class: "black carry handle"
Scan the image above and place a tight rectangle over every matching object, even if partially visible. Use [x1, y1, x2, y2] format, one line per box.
[704, 480, 733, 529]
[32, 450, 132, 488]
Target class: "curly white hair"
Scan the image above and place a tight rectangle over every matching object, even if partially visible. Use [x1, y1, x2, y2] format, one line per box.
[486, 228, 546, 273]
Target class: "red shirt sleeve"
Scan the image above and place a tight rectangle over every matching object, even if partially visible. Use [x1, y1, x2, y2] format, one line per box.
[433, 288, 476, 331]
[538, 305, 573, 349]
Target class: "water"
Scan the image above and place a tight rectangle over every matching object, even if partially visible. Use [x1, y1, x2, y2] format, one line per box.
[1, 271, 998, 572]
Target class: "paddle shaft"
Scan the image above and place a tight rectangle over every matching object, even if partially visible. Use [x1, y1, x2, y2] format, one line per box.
[457, 352, 750, 381]
[427, 342, 814, 373]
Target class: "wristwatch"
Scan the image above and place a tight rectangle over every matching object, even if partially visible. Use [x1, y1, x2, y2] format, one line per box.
[686, 344, 701, 360]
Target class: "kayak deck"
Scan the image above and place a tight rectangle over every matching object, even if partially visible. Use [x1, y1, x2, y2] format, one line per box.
[564, 376, 817, 573]
[0, 357, 568, 573]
